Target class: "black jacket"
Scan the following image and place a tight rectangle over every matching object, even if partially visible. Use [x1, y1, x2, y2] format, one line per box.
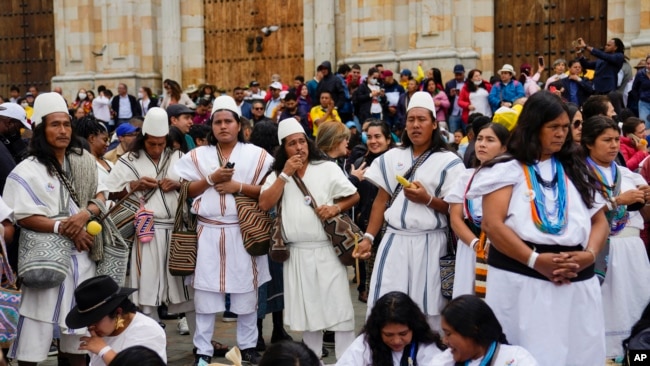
[315, 61, 346, 110]
[560, 77, 593, 106]
[111, 94, 142, 119]
[352, 82, 388, 125]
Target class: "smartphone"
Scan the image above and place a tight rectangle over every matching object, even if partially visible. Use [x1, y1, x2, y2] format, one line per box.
[225, 162, 235, 168]
[538, 56, 545, 67]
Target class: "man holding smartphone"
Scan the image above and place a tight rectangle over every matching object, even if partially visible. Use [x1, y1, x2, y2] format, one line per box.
[445, 64, 466, 133]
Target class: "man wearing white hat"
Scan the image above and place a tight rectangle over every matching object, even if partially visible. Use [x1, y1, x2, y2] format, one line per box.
[105, 107, 195, 340]
[4, 92, 101, 365]
[0, 102, 31, 192]
[488, 64, 526, 112]
[175, 95, 274, 365]
[264, 81, 283, 119]
[259, 118, 359, 360]
[355, 91, 464, 331]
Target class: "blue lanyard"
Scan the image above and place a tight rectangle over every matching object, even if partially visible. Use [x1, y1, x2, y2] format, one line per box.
[407, 342, 416, 366]
[465, 341, 497, 366]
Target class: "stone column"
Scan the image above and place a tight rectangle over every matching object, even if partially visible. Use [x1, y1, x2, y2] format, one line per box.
[630, 0, 650, 59]
[313, 1, 336, 66]
[162, 0, 182, 84]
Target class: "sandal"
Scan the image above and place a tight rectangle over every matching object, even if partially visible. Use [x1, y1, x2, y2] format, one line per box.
[212, 340, 230, 357]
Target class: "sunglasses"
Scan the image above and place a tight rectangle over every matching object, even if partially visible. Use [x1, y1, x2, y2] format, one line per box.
[253, 107, 264, 110]
[573, 120, 582, 128]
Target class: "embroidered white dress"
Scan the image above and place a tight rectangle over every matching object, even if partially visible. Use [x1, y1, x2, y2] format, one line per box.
[430, 344, 539, 366]
[466, 159, 606, 366]
[335, 335, 443, 366]
[600, 166, 650, 358]
[3, 157, 96, 334]
[174, 143, 273, 308]
[364, 148, 464, 318]
[261, 161, 356, 332]
[444, 168, 479, 298]
[105, 149, 192, 310]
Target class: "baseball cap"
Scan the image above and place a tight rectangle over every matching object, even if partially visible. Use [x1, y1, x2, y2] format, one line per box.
[166, 104, 196, 118]
[400, 69, 412, 77]
[0, 102, 30, 130]
[270, 81, 283, 90]
[382, 70, 394, 77]
[453, 64, 465, 74]
[115, 123, 140, 137]
[250, 81, 260, 87]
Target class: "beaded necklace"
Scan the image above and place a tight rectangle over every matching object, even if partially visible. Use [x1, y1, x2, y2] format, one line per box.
[521, 157, 568, 234]
[586, 157, 628, 234]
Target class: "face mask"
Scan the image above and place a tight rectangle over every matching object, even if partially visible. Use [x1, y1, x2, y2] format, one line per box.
[21, 103, 28, 108]
[473, 80, 482, 85]
[205, 94, 211, 98]
[78, 93, 87, 100]
[369, 78, 377, 85]
[137, 92, 143, 99]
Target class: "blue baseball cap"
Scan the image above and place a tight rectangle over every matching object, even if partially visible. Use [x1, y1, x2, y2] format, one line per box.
[345, 121, 357, 129]
[115, 123, 140, 137]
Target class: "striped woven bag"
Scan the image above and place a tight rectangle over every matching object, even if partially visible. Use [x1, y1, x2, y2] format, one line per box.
[0, 235, 20, 343]
[135, 197, 155, 243]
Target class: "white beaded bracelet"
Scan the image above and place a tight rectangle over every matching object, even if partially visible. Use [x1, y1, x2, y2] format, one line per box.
[97, 346, 112, 359]
[426, 195, 434, 207]
[469, 237, 479, 250]
[527, 251, 539, 269]
[363, 232, 375, 242]
[206, 174, 216, 186]
[279, 172, 291, 182]
[53, 221, 61, 234]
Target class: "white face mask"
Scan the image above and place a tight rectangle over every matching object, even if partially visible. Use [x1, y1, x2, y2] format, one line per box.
[473, 80, 482, 85]
[369, 78, 377, 85]
[78, 93, 87, 100]
[21, 102, 28, 108]
[137, 92, 143, 99]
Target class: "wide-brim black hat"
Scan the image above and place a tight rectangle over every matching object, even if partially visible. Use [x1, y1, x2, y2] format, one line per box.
[65, 275, 137, 329]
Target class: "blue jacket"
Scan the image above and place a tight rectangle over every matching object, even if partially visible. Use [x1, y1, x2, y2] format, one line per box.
[632, 68, 650, 104]
[488, 80, 525, 112]
[579, 49, 625, 94]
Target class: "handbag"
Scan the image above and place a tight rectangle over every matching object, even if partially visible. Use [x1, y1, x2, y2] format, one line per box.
[293, 176, 362, 266]
[169, 181, 198, 276]
[18, 223, 73, 289]
[236, 194, 273, 256]
[135, 196, 155, 243]
[269, 198, 289, 263]
[0, 235, 20, 343]
[439, 221, 457, 300]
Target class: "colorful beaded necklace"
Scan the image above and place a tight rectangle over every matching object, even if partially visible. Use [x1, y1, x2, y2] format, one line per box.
[521, 157, 568, 234]
[586, 157, 628, 234]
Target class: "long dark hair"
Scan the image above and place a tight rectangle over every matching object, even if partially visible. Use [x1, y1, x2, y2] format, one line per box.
[362, 292, 444, 366]
[622, 117, 644, 136]
[168, 126, 188, 153]
[29, 114, 84, 175]
[566, 102, 580, 122]
[163, 79, 182, 101]
[111, 346, 165, 366]
[258, 341, 320, 366]
[401, 110, 449, 153]
[442, 295, 508, 350]
[582, 95, 611, 120]
[127, 132, 174, 160]
[271, 133, 323, 174]
[466, 69, 486, 93]
[581, 115, 619, 156]
[506, 90, 597, 207]
[364, 119, 394, 156]
[206, 109, 246, 145]
[250, 120, 279, 155]
[473, 123, 510, 168]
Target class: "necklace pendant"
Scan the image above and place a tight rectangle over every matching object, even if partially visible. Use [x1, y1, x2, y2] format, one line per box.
[524, 189, 536, 201]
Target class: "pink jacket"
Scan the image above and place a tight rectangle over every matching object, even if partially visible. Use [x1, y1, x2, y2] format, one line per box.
[432, 91, 450, 122]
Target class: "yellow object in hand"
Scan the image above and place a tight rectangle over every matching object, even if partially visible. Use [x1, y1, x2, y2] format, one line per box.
[86, 220, 103, 236]
[396, 175, 411, 188]
[640, 139, 647, 147]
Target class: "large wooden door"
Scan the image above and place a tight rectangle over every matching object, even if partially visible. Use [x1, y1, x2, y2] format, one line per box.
[494, 0, 607, 75]
[0, 0, 55, 98]
[204, 0, 304, 92]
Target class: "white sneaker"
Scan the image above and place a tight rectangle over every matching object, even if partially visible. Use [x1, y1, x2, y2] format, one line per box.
[178, 317, 190, 335]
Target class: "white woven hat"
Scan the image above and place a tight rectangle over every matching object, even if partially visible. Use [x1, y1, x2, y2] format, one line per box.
[211, 95, 241, 118]
[31, 92, 69, 127]
[406, 91, 436, 114]
[142, 107, 169, 137]
[498, 64, 515, 75]
[0, 102, 30, 129]
[277, 117, 305, 144]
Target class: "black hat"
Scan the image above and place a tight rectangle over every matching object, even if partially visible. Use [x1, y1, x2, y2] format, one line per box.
[65, 275, 137, 329]
[166, 104, 196, 118]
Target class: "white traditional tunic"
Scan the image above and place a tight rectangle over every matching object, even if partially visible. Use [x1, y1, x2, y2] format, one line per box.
[364, 147, 464, 317]
[174, 143, 273, 298]
[600, 166, 650, 358]
[3, 157, 96, 334]
[466, 158, 606, 366]
[89, 312, 166, 366]
[444, 168, 479, 298]
[336, 335, 443, 366]
[430, 344, 539, 366]
[261, 161, 356, 332]
[105, 149, 191, 308]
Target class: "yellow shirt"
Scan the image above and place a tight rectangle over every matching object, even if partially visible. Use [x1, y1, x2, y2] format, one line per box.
[309, 106, 341, 136]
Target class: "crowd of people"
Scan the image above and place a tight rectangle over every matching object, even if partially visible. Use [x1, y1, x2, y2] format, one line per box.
[0, 35, 650, 366]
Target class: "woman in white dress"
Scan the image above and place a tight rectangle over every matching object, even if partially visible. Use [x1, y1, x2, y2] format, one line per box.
[336, 291, 444, 366]
[457, 69, 493, 125]
[466, 91, 609, 365]
[356, 92, 465, 330]
[581, 115, 650, 360]
[445, 123, 509, 298]
[174, 96, 273, 365]
[431, 295, 538, 366]
[259, 118, 359, 360]
[66, 275, 166, 366]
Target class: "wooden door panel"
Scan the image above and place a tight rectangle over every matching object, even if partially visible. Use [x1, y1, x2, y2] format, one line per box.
[204, 0, 304, 92]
